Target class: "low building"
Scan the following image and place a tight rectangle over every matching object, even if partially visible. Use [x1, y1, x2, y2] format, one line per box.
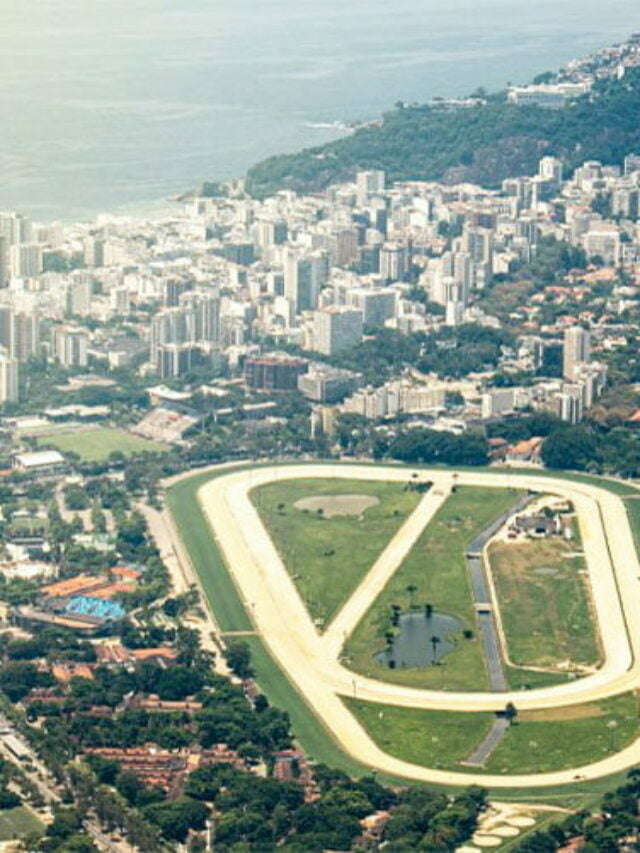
[13, 450, 65, 477]
[298, 364, 361, 403]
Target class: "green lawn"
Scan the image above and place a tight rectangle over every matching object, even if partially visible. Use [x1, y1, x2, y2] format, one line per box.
[0, 805, 44, 840]
[344, 486, 521, 691]
[166, 474, 252, 633]
[347, 693, 640, 775]
[486, 694, 640, 774]
[346, 698, 493, 769]
[253, 478, 421, 627]
[37, 427, 168, 462]
[489, 537, 600, 670]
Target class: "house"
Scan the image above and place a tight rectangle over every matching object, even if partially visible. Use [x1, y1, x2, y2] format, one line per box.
[506, 436, 544, 464]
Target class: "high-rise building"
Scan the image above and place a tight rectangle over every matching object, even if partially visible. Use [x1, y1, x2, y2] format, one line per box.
[180, 291, 221, 345]
[379, 243, 408, 282]
[0, 236, 9, 288]
[347, 288, 397, 328]
[155, 343, 194, 379]
[12, 312, 40, 363]
[0, 212, 32, 246]
[256, 218, 288, 248]
[9, 243, 43, 278]
[356, 170, 385, 206]
[163, 278, 192, 307]
[312, 306, 363, 356]
[327, 228, 358, 268]
[0, 308, 40, 363]
[539, 156, 564, 186]
[52, 326, 88, 368]
[563, 326, 591, 380]
[150, 307, 196, 362]
[0, 348, 18, 404]
[284, 251, 328, 313]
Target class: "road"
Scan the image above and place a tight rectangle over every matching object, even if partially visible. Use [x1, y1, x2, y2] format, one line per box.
[173, 463, 640, 788]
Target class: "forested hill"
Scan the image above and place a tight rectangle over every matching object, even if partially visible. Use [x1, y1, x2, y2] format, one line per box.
[245, 70, 640, 198]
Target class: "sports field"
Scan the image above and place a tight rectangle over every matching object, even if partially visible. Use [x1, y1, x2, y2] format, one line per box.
[37, 427, 168, 461]
[344, 486, 520, 691]
[253, 477, 421, 627]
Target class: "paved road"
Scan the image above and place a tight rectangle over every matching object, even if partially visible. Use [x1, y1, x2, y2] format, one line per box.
[181, 463, 640, 787]
[466, 495, 533, 692]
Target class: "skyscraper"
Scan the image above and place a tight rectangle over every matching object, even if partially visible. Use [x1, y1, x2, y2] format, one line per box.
[0, 348, 18, 404]
[563, 326, 591, 380]
[284, 251, 328, 313]
[312, 306, 363, 356]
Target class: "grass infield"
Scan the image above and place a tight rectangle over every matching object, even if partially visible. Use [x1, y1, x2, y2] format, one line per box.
[253, 477, 421, 627]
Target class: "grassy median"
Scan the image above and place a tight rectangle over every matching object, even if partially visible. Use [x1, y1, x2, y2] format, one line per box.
[347, 693, 640, 775]
[253, 477, 421, 627]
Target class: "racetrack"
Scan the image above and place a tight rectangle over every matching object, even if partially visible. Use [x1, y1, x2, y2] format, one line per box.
[190, 463, 640, 787]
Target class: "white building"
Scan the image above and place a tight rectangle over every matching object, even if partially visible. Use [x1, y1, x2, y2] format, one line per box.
[53, 326, 89, 368]
[0, 348, 18, 403]
[563, 326, 591, 380]
[312, 306, 363, 356]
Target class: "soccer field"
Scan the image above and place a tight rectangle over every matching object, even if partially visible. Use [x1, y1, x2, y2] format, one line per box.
[37, 427, 168, 461]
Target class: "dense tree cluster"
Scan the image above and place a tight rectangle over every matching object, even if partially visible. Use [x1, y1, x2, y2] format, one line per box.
[246, 67, 640, 197]
[513, 770, 640, 852]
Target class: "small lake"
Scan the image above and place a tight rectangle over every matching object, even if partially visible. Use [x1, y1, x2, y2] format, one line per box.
[375, 610, 462, 669]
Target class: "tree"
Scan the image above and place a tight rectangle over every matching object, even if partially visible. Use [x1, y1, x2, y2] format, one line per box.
[406, 584, 417, 610]
[430, 635, 441, 664]
[225, 641, 254, 680]
[540, 427, 601, 471]
[504, 702, 518, 724]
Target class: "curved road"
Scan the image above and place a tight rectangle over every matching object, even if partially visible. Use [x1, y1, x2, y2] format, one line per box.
[186, 463, 640, 787]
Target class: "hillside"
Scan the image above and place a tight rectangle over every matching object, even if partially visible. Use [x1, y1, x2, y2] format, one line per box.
[245, 70, 640, 197]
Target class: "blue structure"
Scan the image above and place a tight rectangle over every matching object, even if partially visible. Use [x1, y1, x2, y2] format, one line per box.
[65, 596, 126, 622]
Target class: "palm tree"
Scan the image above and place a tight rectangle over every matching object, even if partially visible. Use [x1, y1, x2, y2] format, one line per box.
[424, 603, 433, 619]
[430, 635, 441, 664]
[406, 584, 418, 610]
[504, 702, 518, 725]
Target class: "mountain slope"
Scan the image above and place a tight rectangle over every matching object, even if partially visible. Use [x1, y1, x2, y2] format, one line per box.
[245, 70, 640, 197]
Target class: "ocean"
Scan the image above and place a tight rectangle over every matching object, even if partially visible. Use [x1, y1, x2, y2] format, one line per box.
[0, 0, 638, 221]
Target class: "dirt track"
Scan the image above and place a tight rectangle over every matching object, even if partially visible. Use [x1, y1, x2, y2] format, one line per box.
[183, 463, 640, 787]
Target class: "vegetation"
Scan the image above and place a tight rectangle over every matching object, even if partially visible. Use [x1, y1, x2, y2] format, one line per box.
[346, 698, 492, 769]
[246, 68, 640, 197]
[345, 486, 520, 691]
[488, 536, 600, 670]
[512, 768, 640, 851]
[348, 693, 640, 775]
[253, 477, 421, 626]
[0, 806, 43, 842]
[37, 428, 168, 463]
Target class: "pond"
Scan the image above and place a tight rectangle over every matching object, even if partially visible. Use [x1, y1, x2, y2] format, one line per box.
[374, 610, 463, 669]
